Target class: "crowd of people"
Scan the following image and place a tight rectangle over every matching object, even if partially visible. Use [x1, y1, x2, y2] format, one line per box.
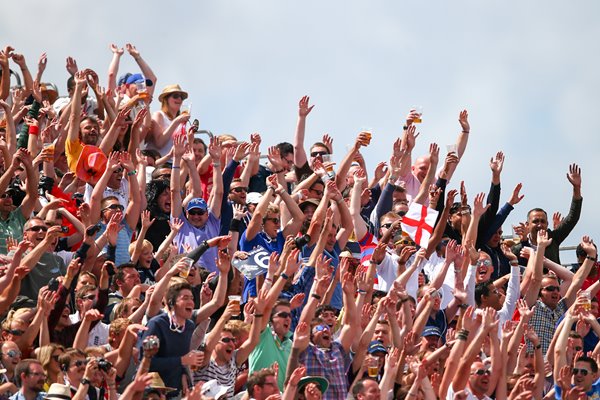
[0, 42, 596, 400]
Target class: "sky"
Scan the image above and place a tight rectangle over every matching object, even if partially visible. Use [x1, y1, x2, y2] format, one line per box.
[3, 1, 599, 263]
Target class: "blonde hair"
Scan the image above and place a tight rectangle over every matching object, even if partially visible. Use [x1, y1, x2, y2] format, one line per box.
[109, 318, 131, 337]
[37, 344, 65, 373]
[128, 239, 153, 256]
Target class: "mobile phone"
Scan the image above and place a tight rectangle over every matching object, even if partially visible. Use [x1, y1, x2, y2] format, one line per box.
[86, 224, 102, 237]
[104, 261, 115, 276]
[48, 277, 60, 292]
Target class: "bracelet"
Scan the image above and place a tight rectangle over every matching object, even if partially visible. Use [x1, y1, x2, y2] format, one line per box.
[311, 293, 322, 300]
[254, 314, 264, 318]
[357, 289, 367, 294]
[535, 344, 542, 349]
[458, 328, 469, 336]
[127, 169, 137, 176]
[456, 334, 468, 341]
[229, 218, 242, 232]
[586, 256, 597, 261]
[264, 277, 273, 282]
[28, 125, 39, 135]
[462, 130, 470, 134]
[172, 165, 181, 169]
[280, 272, 289, 280]
[272, 169, 284, 174]
[212, 162, 221, 167]
[402, 125, 408, 131]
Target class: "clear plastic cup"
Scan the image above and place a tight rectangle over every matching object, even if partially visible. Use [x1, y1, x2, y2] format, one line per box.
[228, 295, 241, 317]
[179, 257, 194, 279]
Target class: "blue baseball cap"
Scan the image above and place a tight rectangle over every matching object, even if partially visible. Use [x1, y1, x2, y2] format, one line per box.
[186, 198, 208, 212]
[117, 73, 132, 86]
[367, 340, 388, 354]
[125, 73, 144, 85]
[422, 326, 442, 338]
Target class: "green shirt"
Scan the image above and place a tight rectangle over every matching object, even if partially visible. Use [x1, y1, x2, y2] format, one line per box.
[0, 207, 26, 255]
[248, 324, 292, 391]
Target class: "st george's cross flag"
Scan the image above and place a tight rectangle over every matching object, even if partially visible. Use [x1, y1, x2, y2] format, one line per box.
[400, 202, 438, 248]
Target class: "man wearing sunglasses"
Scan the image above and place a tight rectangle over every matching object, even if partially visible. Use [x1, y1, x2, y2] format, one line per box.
[15, 218, 66, 301]
[554, 309, 600, 398]
[171, 136, 223, 272]
[0, 341, 20, 396]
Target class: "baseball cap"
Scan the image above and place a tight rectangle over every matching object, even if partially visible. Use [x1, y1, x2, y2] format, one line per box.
[422, 326, 443, 338]
[186, 198, 208, 212]
[246, 192, 262, 205]
[125, 73, 144, 85]
[200, 379, 229, 399]
[367, 340, 388, 354]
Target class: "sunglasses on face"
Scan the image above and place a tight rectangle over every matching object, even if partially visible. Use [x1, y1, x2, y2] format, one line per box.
[573, 368, 589, 376]
[5, 349, 21, 358]
[231, 187, 248, 193]
[397, 239, 415, 247]
[264, 217, 280, 224]
[274, 311, 291, 319]
[170, 93, 183, 100]
[313, 324, 330, 333]
[7, 329, 24, 336]
[381, 223, 393, 229]
[72, 360, 88, 368]
[103, 204, 124, 212]
[27, 225, 48, 233]
[188, 209, 207, 216]
[220, 337, 235, 344]
[81, 294, 96, 301]
[310, 151, 328, 158]
[474, 369, 491, 376]
[51, 355, 60, 362]
[543, 285, 560, 292]
[477, 259, 493, 267]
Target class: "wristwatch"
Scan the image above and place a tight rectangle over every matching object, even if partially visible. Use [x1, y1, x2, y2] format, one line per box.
[80, 378, 91, 386]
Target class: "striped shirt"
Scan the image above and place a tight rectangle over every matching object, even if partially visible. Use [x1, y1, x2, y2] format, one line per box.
[193, 350, 239, 398]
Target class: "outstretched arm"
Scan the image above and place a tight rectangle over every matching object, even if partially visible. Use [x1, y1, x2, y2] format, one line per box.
[293, 96, 314, 168]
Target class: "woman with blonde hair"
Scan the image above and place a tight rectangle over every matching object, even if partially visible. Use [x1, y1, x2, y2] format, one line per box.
[36, 343, 66, 391]
[146, 84, 190, 157]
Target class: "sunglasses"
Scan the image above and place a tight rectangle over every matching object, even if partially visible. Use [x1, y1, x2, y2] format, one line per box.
[474, 369, 491, 376]
[5, 349, 21, 358]
[477, 259, 493, 267]
[309, 188, 324, 196]
[397, 239, 415, 247]
[274, 311, 291, 319]
[220, 337, 235, 344]
[573, 368, 589, 376]
[188, 209, 207, 216]
[264, 217, 280, 224]
[27, 225, 48, 233]
[81, 294, 96, 301]
[313, 324, 330, 333]
[310, 151, 328, 158]
[51, 355, 60, 362]
[73, 360, 88, 368]
[170, 93, 184, 100]
[103, 204, 124, 212]
[381, 223, 393, 229]
[7, 329, 24, 336]
[543, 285, 560, 292]
[231, 187, 248, 193]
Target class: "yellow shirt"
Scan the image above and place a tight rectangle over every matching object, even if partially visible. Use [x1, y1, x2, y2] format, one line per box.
[65, 138, 83, 172]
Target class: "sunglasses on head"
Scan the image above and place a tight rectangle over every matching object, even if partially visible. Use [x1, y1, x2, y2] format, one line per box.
[220, 337, 235, 344]
[274, 311, 291, 319]
[543, 285, 560, 292]
[474, 368, 491, 376]
[103, 204, 124, 212]
[27, 225, 48, 233]
[188, 208, 207, 216]
[573, 368, 589, 376]
[6, 349, 21, 358]
[231, 187, 248, 193]
[310, 151, 328, 158]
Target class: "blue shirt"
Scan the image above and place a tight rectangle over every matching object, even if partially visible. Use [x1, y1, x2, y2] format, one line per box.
[240, 230, 285, 302]
[299, 243, 343, 310]
[174, 212, 221, 272]
[10, 391, 46, 400]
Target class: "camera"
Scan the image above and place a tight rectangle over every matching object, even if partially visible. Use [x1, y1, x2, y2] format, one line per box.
[294, 234, 311, 249]
[97, 358, 112, 372]
[143, 335, 160, 352]
[61, 226, 69, 233]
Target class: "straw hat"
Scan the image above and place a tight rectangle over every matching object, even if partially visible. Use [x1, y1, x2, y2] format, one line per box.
[75, 145, 108, 185]
[45, 383, 71, 400]
[147, 372, 176, 393]
[158, 84, 188, 102]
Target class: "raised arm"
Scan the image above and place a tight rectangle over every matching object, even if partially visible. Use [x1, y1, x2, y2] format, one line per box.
[349, 168, 368, 241]
[107, 44, 124, 92]
[169, 135, 186, 218]
[413, 143, 439, 205]
[293, 96, 314, 168]
[564, 236, 597, 307]
[335, 132, 370, 192]
[126, 44, 157, 95]
[206, 136, 223, 218]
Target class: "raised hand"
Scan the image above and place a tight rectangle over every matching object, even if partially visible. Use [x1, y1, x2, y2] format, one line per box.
[267, 146, 284, 172]
[580, 236, 597, 258]
[508, 183, 524, 206]
[458, 109, 470, 133]
[404, 124, 419, 152]
[536, 229, 552, 249]
[298, 96, 314, 117]
[141, 210, 155, 230]
[37, 52, 47, 76]
[489, 151, 505, 176]
[472, 192, 490, 218]
[125, 43, 141, 58]
[552, 212, 563, 230]
[322, 133, 333, 154]
[65, 56, 78, 76]
[110, 44, 124, 55]
[293, 322, 310, 351]
[566, 163, 581, 188]
[429, 143, 440, 165]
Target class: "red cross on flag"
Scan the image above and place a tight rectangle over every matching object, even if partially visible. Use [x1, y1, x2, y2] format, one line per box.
[400, 202, 439, 248]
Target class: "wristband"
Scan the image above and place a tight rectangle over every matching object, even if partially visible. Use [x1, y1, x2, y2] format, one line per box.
[402, 125, 408, 131]
[171, 166, 181, 169]
[335, 198, 344, 205]
[229, 218, 242, 232]
[280, 272, 289, 280]
[311, 293, 322, 300]
[28, 125, 39, 135]
[586, 256, 597, 261]
[272, 169, 284, 174]
[535, 344, 542, 349]
[458, 328, 470, 337]
[264, 277, 273, 283]
[357, 289, 367, 294]
[456, 334, 468, 341]
[254, 314, 264, 318]
[80, 378, 91, 386]
[212, 162, 221, 167]
[127, 169, 137, 176]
